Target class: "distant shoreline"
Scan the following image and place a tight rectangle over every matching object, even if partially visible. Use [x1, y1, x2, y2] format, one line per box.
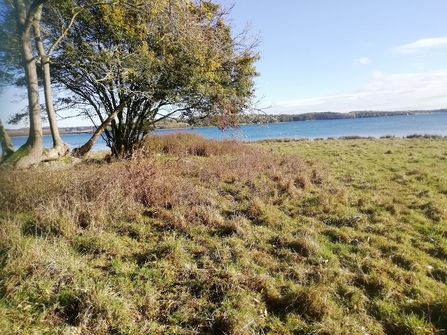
[5, 128, 95, 138]
[6, 109, 447, 137]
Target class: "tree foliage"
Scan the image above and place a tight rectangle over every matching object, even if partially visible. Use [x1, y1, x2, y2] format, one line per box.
[0, 0, 21, 92]
[48, 0, 260, 157]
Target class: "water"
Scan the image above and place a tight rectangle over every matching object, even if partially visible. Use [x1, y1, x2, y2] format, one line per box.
[10, 112, 447, 151]
[10, 132, 107, 151]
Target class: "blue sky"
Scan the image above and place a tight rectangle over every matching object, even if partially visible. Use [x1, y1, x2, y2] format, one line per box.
[221, 0, 447, 114]
[1, 0, 447, 128]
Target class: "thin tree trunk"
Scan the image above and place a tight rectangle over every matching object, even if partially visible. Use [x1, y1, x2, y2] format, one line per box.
[13, 0, 45, 168]
[73, 98, 129, 157]
[0, 119, 15, 160]
[33, 8, 70, 160]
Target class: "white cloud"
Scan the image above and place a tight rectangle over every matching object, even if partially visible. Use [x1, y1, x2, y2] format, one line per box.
[272, 69, 447, 114]
[393, 36, 447, 54]
[354, 57, 372, 65]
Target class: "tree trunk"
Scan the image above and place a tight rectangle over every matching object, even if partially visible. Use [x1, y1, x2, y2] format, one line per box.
[0, 119, 15, 160]
[12, 0, 47, 168]
[73, 98, 129, 157]
[32, 8, 70, 160]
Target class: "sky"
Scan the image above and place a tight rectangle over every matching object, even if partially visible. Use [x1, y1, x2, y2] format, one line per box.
[1, 0, 447, 128]
[220, 0, 447, 115]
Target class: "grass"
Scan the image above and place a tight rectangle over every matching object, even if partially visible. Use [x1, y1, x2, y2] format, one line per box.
[1, 133, 446, 334]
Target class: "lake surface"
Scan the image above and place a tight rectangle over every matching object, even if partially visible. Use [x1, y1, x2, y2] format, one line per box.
[10, 112, 447, 151]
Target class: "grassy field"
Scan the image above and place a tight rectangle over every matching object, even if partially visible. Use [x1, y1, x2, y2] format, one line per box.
[1, 134, 446, 334]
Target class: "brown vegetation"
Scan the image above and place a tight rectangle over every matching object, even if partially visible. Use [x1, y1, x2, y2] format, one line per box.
[0, 134, 446, 334]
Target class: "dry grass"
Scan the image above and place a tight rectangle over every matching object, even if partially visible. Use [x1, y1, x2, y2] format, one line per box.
[0, 134, 446, 334]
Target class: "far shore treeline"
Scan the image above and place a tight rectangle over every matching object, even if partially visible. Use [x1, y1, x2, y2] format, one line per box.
[5, 109, 447, 137]
[246, 108, 447, 124]
[271, 108, 447, 122]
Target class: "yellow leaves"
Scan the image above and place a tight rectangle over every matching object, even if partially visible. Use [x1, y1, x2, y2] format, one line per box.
[195, 1, 221, 21]
[208, 59, 220, 72]
[124, 67, 137, 78]
[141, 41, 149, 52]
[105, 5, 126, 26]
[55, 0, 258, 124]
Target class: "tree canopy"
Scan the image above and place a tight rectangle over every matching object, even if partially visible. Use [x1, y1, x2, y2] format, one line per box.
[47, 0, 260, 157]
[0, 0, 260, 162]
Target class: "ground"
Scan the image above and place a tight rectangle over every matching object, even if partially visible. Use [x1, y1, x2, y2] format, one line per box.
[0, 134, 446, 334]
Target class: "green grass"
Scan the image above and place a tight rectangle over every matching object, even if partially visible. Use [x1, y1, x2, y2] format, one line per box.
[1, 134, 446, 334]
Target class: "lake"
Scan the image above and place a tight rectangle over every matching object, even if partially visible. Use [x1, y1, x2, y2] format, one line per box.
[10, 112, 447, 151]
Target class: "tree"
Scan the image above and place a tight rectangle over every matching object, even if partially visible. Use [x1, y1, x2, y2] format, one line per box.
[0, 0, 78, 167]
[0, 4, 16, 160]
[31, 4, 69, 160]
[0, 120, 15, 160]
[8, 0, 46, 168]
[49, 0, 260, 158]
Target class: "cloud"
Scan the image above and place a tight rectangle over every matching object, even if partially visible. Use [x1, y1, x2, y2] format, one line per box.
[272, 69, 447, 114]
[393, 36, 447, 54]
[354, 57, 372, 65]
